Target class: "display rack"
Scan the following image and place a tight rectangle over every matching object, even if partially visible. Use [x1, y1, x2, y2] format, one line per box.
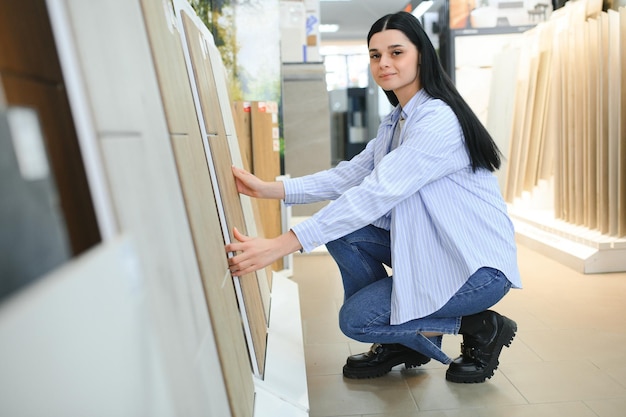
[509, 182, 626, 273]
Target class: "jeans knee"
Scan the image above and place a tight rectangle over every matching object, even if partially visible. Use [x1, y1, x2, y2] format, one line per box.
[338, 305, 361, 339]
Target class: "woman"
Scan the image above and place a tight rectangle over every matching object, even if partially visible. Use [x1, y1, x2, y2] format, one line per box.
[225, 11, 521, 383]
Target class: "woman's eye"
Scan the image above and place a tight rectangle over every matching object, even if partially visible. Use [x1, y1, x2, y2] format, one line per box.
[370, 54, 380, 59]
[392, 50, 403, 56]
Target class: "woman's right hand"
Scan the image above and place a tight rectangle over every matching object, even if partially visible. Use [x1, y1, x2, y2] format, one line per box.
[231, 165, 285, 200]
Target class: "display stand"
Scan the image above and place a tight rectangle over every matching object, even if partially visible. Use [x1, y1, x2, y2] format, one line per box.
[509, 182, 626, 274]
[254, 270, 309, 417]
[252, 187, 307, 416]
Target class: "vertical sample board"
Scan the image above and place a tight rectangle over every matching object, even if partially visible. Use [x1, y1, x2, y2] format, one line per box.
[232, 101, 280, 285]
[251, 101, 283, 272]
[503, 4, 625, 239]
[0, 0, 100, 256]
[47, 0, 233, 413]
[207, 40, 272, 316]
[617, 7, 626, 236]
[175, 0, 268, 377]
[139, 1, 254, 415]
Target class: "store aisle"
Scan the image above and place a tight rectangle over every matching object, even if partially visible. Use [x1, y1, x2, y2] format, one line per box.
[291, 242, 626, 417]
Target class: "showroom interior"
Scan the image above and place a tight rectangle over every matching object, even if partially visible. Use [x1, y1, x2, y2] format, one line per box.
[1, 0, 626, 416]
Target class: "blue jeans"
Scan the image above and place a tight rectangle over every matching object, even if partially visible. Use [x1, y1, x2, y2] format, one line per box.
[326, 225, 512, 364]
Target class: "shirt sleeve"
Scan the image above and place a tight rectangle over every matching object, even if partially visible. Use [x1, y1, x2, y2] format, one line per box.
[283, 133, 379, 205]
[292, 104, 470, 253]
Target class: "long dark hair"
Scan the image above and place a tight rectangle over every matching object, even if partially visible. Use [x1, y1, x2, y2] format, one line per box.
[368, 11, 501, 172]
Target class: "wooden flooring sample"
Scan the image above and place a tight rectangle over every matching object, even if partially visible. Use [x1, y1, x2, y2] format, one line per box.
[140, 1, 255, 415]
[179, 5, 268, 377]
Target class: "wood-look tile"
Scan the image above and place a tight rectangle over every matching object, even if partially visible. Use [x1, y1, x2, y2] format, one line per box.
[307, 373, 418, 417]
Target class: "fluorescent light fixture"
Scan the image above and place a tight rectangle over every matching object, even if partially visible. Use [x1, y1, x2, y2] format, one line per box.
[319, 24, 340, 33]
[411, 0, 434, 18]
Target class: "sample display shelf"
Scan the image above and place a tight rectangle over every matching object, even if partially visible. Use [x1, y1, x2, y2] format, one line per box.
[508, 181, 626, 274]
[254, 270, 308, 417]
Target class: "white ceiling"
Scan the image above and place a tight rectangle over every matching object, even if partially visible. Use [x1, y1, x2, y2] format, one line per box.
[319, 0, 412, 43]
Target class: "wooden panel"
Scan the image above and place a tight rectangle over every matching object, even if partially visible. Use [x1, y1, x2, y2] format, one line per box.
[607, 10, 619, 236]
[232, 101, 278, 284]
[139, 0, 197, 135]
[597, 13, 610, 234]
[503, 43, 530, 202]
[516, 54, 537, 198]
[551, 33, 563, 218]
[0, 238, 176, 416]
[586, 17, 599, 230]
[233, 101, 253, 171]
[57, 0, 162, 133]
[531, 48, 552, 188]
[178, 5, 268, 377]
[0, 0, 63, 82]
[139, 1, 254, 415]
[565, 28, 575, 223]
[210, 48, 272, 308]
[52, 0, 234, 412]
[99, 134, 231, 414]
[0, 0, 100, 255]
[171, 134, 254, 416]
[180, 14, 224, 137]
[1, 74, 100, 255]
[617, 7, 626, 236]
[573, 22, 585, 226]
[251, 101, 283, 272]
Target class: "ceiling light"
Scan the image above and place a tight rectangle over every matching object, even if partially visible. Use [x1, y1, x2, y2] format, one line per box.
[319, 24, 340, 33]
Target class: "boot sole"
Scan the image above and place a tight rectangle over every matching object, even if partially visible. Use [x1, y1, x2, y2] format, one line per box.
[343, 354, 431, 379]
[445, 316, 517, 383]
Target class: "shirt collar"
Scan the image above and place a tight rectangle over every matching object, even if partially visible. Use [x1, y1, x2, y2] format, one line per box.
[388, 88, 429, 126]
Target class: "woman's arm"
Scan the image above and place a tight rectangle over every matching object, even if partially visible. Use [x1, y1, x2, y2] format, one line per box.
[232, 165, 285, 199]
[225, 227, 302, 277]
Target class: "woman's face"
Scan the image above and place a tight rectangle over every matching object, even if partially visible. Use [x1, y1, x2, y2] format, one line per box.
[368, 29, 421, 107]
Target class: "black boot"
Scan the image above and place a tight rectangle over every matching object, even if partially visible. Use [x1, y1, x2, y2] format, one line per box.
[343, 343, 431, 379]
[445, 310, 517, 383]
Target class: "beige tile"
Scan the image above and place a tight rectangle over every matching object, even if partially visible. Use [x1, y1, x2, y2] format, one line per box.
[591, 354, 626, 387]
[363, 412, 420, 417]
[304, 343, 351, 376]
[399, 401, 596, 417]
[307, 373, 418, 416]
[585, 398, 626, 417]
[520, 328, 626, 362]
[293, 242, 626, 417]
[303, 316, 351, 345]
[299, 296, 341, 323]
[405, 367, 526, 411]
[501, 360, 626, 403]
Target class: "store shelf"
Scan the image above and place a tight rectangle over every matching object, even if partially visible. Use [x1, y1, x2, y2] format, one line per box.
[509, 205, 626, 274]
[254, 270, 309, 417]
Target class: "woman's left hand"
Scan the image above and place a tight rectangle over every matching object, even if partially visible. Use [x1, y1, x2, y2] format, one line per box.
[225, 227, 302, 277]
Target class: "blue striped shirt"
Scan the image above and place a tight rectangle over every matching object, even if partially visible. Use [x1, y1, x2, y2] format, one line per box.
[284, 89, 522, 324]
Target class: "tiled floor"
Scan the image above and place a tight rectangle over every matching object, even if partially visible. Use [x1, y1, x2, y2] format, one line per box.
[290, 242, 626, 417]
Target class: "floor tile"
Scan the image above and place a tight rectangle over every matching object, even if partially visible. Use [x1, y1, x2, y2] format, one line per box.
[304, 342, 351, 376]
[585, 398, 626, 417]
[292, 242, 626, 417]
[405, 367, 526, 411]
[307, 373, 417, 416]
[500, 360, 626, 403]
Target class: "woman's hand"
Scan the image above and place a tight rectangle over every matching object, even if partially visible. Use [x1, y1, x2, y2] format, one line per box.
[225, 227, 302, 277]
[232, 166, 285, 199]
